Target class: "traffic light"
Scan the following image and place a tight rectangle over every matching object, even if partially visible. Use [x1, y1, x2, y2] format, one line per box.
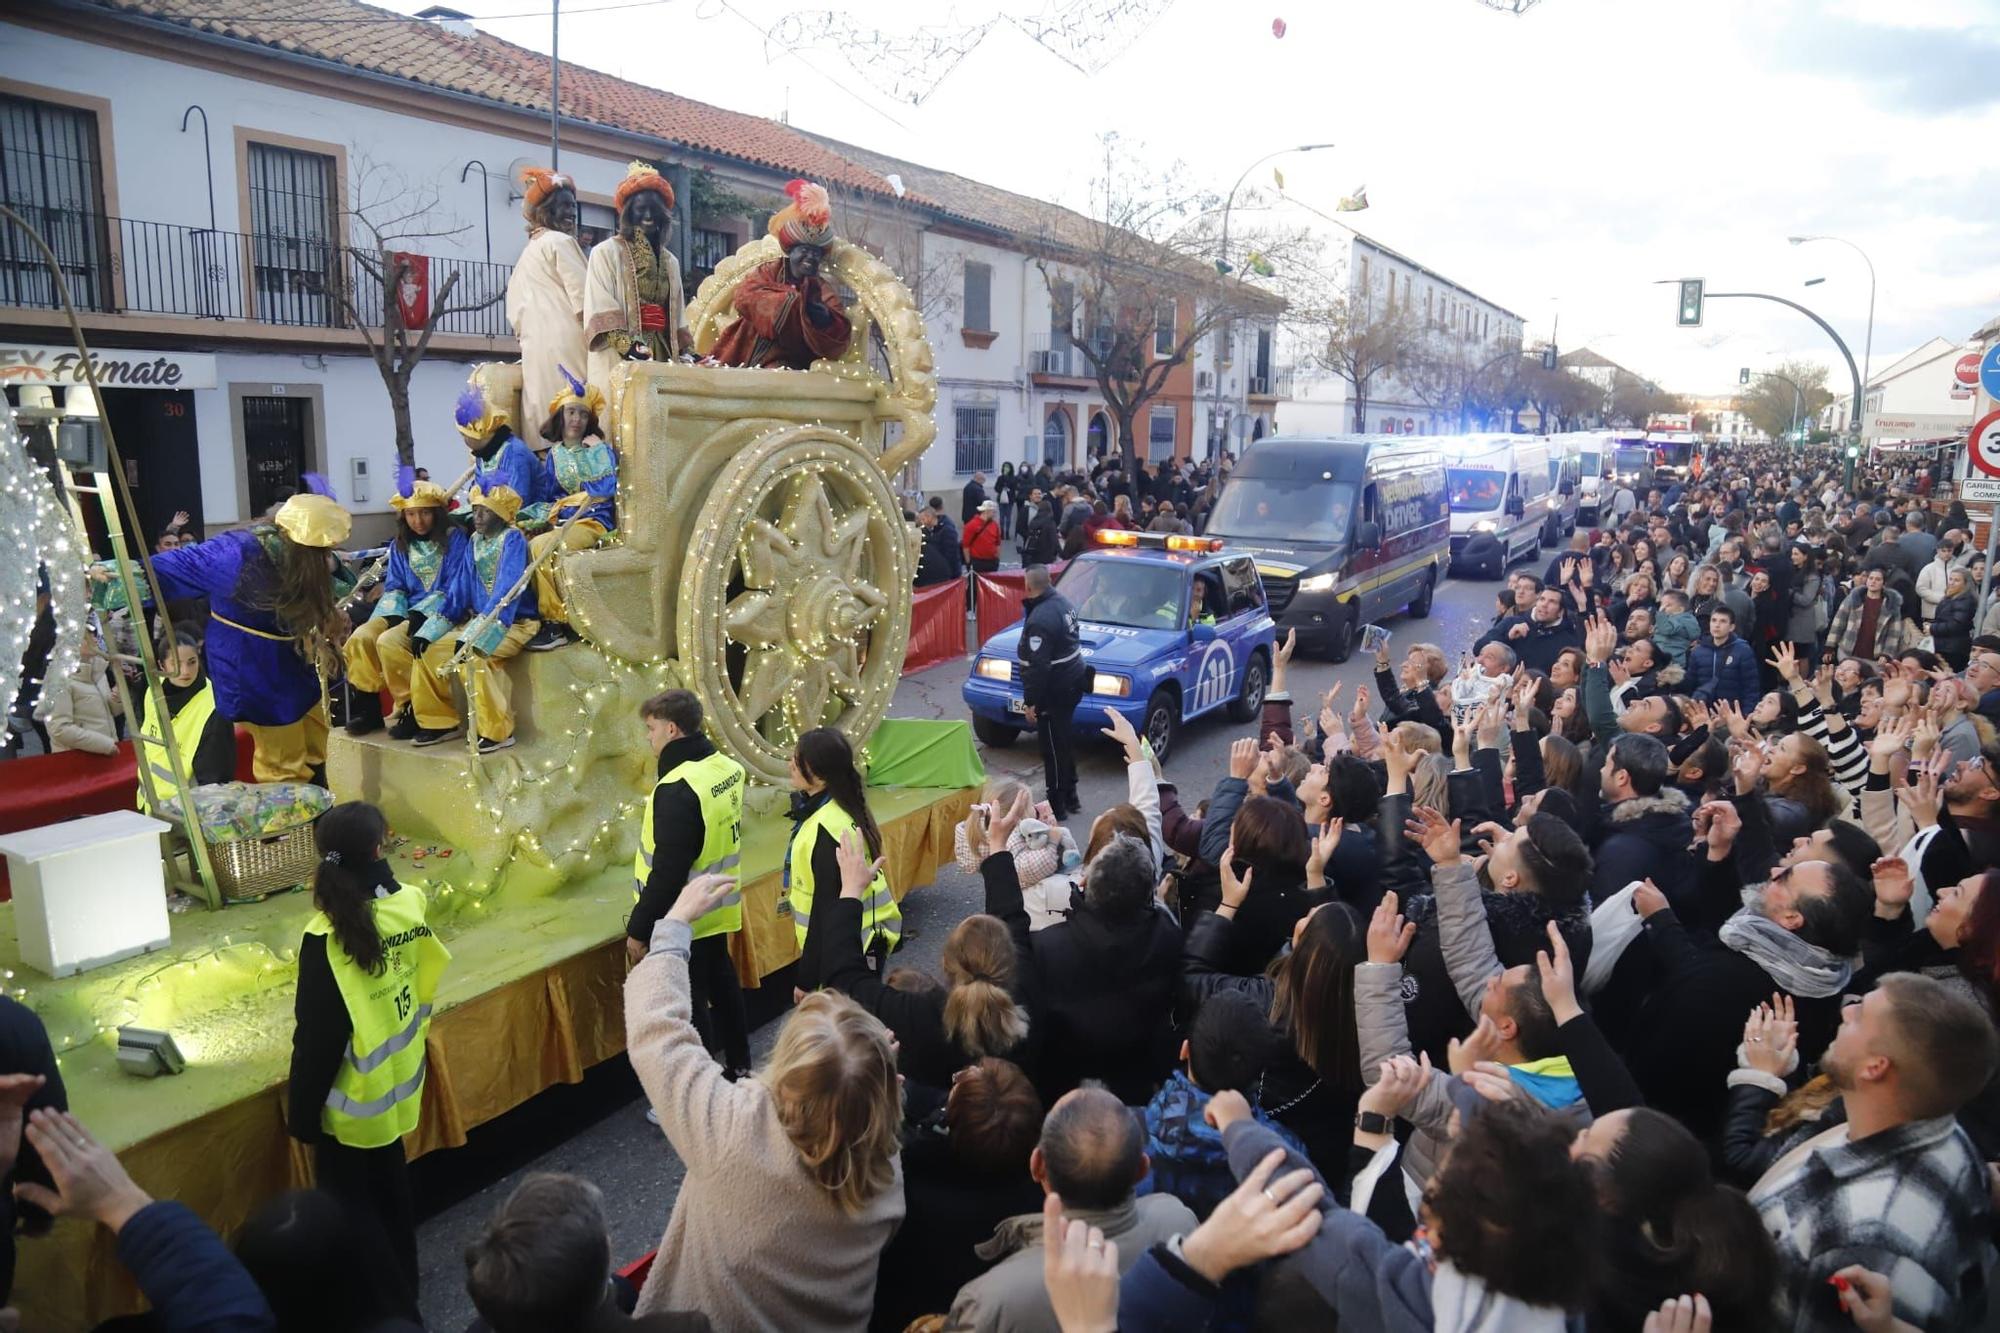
[1541, 344, 1558, 371]
[1677, 279, 1704, 327]
[1739, 367, 1750, 385]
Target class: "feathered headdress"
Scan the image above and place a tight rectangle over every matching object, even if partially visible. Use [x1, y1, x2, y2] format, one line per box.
[518, 166, 574, 218]
[455, 380, 510, 442]
[768, 178, 834, 249]
[614, 160, 675, 213]
[544, 363, 606, 424]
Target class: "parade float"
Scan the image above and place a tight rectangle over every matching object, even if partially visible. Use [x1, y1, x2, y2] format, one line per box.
[5, 228, 982, 1327]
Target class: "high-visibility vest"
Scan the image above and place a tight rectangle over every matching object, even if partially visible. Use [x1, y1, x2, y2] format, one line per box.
[633, 750, 745, 941]
[787, 798, 901, 956]
[302, 883, 451, 1149]
[135, 682, 216, 815]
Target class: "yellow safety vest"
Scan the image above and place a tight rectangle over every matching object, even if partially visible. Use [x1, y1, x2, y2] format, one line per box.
[135, 682, 216, 815]
[633, 750, 746, 941]
[302, 883, 451, 1149]
[788, 799, 901, 956]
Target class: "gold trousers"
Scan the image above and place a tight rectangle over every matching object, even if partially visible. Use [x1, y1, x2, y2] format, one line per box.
[530, 520, 605, 625]
[409, 620, 539, 741]
[342, 618, 419, 711]
[240, 705, 328, 783]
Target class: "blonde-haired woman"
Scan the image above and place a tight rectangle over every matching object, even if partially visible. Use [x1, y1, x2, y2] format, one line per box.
[628, 872, 904, 1328]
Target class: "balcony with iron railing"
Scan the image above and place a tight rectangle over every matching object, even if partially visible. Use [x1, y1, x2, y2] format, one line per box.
[1028, 330, 1112, 384]
[0, 208, 514, 339]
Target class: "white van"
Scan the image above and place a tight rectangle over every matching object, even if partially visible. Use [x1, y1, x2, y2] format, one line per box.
[1551, 430, 1614, 526]
[1442, 435, 1558, 579]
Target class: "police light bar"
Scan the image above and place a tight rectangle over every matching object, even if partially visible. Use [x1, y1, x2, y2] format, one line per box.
[1091, 530, 1223, 553]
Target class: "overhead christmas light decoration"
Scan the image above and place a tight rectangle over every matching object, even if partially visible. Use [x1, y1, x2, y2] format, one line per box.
[763, 0, 1178, 105]
[0, 404, 88, 728]
[1474, 0, 1543, 11]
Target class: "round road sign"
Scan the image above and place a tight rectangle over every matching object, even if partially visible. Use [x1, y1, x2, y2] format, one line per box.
[1956, 353, 1981, 387]
[1982, 345, 2000, 400]
[1970, 409, 2000, 479]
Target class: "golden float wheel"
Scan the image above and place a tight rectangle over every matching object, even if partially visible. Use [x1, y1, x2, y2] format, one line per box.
[678, 425, 917, 783]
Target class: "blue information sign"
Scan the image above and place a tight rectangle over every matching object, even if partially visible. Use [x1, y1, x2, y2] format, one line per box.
[1981, 343, 2000, 399]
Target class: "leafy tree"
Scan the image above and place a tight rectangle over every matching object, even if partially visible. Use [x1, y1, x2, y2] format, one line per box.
[1736, 360, 1833, 441]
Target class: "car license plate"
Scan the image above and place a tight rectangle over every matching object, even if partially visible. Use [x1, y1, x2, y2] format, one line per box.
[1006, 698, 1027, 715]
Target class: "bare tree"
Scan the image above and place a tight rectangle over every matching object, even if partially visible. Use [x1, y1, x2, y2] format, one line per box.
[1607, 372, 1686, 430]
[1736, 360, 1833, 441]
[1294, 292, 1420, 434]
[1024, 135, 1299, 478]
[332, 156, 506, 470]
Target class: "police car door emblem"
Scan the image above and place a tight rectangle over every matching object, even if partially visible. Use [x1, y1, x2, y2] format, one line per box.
[1191, 640, 1235, 712]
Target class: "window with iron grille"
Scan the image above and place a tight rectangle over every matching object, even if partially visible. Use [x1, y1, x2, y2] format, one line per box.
[1148, 406, 1176, 459]
[954, 405, 996, 473]
[963, 261, 992, 332]
[247, 141, 339, 327]
[691, 226, 734, 275]
[0, 94, 110, 311]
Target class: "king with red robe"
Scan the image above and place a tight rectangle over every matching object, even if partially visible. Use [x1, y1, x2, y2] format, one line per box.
[709, 179, 852, 371]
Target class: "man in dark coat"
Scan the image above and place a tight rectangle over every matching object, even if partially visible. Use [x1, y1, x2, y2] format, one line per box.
[1017, 564, 1088, 815]
[1591, 733, 1696, 911]
[916, 500, 963, 587]
[1473, 586, 1583, 675]
[961, 471, 988, 524]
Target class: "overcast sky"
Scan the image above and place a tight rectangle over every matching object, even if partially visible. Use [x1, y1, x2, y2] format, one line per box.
[407, 0, 1999, 397]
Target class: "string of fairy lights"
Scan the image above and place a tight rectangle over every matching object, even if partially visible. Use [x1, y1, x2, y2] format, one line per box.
[761, 0, 1178, 105]
[0, 406, 88, 746]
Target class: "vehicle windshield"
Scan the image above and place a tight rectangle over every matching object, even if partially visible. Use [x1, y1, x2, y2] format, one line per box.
[1205, 477, 1357, 544]
[1055, 558, 1187, 631]
[1615, 448, 1650, 472]
[1578, 450, 1601, 474]
[1447, 467, 1505, 512]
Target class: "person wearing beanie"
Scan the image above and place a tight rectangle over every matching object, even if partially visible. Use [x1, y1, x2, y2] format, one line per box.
[708, 179, 852, 370]
[409, 485, 539, 754]
[584, 161, 691, 395]
[505, 166, 588, 445]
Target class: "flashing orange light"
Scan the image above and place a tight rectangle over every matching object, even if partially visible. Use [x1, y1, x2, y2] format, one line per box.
[1165, 535, 1224, 553]
[1092, 530, 1142, 546]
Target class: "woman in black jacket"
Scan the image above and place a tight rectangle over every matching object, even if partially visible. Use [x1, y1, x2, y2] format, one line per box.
[1209, 793, 1314, 974]
[1931, 567, 1977, 670]
[822, 823, 1029, 1096]
[138, 632, 237, 786]
[992, 462, 1017, 540]
[1020, 497, 1060, 566]
[1179, 901, 1365, 1181]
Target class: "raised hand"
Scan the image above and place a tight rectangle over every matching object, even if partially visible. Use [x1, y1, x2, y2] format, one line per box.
[1178, 1149, 1325, 1285]
[13, 1110, 152, 1235]
[1348, 684, 1371, 730]
[1403, 805, 1462, 865]
[1382, 728, 1416, 787]
[1098, 706, 1143, 763]
[1219, 843, 1253, 912]
[1717, 699, 1754, 743]
[1695, 799, 1741, 858]
[834, 829, 885, 901]
[1900, 756, 1944, 830]
[1731, 741, 1765, 795]
[1366, 890, 1418, 965]
[1475, 696, 1507, 749]
[1585, 612, 1618, 666]
[1447, 1014, 1502, 1075]
[1228, 736, 1260, 781]
[1641, 1294, 1713, 1333]
[1357, 1053, 1432, 1119]
[989, 787, 1032, 853]
[1769, 641, 1801, 684]
[1041, 1193, 1119, 1333]
[1306, 816, 1344, 888]
[1870, 856, 1914, 915]
[1535, 919, 1581, 1023]
[1633, 878, 1670, 919]
[1741, 994, 1797, 1077]
[1273, 627, 1297, 676]
[1868, 715, 1912, 763]
[1461, 1060, 1519, 1103]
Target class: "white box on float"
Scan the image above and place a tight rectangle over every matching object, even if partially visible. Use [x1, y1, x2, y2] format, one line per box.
[0, 811, 173, 978]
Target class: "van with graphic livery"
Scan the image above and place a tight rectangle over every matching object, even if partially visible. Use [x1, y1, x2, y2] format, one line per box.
[1442, 434, 1557, 580]
[1202, 436, 1450, 662]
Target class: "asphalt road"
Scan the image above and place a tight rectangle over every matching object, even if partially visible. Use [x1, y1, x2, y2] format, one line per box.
[409, 562, 1513, 1329]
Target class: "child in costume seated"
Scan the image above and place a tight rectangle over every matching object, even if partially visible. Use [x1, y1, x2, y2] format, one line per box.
[408, 485, 540, 754]
[456, 380, 546, 504]
[521, 367, 618, 652]
[342, 481, 469, 737]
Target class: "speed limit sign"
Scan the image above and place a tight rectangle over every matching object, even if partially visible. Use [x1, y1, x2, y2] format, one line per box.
[1970, 409, 2000, 478]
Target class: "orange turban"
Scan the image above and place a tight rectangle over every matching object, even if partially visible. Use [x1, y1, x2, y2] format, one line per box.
[615, 160, 675, 213]
[518, 166, 574, 216]
[768, 178, 833, 249]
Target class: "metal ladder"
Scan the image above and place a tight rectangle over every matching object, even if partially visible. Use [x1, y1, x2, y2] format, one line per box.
[54, 457, 223, 910]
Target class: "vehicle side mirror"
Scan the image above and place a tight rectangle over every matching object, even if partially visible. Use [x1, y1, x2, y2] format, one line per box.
[1355, 520, 1382, 549]
[1189, 622, 1218, 643]
[1560, 480, 1575, 496]
[1506, 495, 1526, 517]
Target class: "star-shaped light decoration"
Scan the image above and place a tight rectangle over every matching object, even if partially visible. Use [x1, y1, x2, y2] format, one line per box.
[723, 468, 887, 751]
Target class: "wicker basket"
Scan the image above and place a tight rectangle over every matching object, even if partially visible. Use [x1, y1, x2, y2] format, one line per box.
[209, 820, 322, 903]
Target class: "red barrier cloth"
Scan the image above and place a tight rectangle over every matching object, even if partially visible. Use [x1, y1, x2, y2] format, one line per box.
[0, 730, 254, 900]
[903, 579, 967, 675]
[973, 560, 1066, 646]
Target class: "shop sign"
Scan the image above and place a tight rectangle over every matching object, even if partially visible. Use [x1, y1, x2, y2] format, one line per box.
[0, 344, 218, 391]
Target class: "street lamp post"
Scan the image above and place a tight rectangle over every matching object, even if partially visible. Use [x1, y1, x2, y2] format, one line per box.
[1789, 235, 1876, 433]
[1209, 143, 1335, 457]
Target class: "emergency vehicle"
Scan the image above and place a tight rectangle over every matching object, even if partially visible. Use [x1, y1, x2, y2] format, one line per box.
[1202, 436, 1451, 661]
[961, 532, 1277, 760]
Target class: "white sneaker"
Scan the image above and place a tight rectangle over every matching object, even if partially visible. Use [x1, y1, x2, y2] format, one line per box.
[645, 1106, 661, 1127]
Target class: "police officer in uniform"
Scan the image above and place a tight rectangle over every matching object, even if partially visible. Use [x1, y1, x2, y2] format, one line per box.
[630, 689, 750, 1078]
[786, 726, 901, 993]
[288, 801, 451, 1315]
[1018, 563, 1088, 816]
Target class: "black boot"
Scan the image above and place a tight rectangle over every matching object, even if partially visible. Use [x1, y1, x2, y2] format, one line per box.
[385, 706, 418, 741]
[1063, 790, 1084, 816]
[344, 687, 386, 736]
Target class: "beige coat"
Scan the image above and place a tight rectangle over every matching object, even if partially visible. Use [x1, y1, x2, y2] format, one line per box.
[505, 227, 588, 438]
[583, 236, 684, 406]
[38, 655, 119, 756]
[628, 918, 904, 1331]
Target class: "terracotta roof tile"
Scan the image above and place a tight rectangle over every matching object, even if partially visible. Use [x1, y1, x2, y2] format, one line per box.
[80, 0, 902, 196]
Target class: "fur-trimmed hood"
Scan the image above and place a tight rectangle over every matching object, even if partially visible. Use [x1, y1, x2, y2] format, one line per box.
[1607, 786, 1691, 824]
[1654, 662, 1686, 688]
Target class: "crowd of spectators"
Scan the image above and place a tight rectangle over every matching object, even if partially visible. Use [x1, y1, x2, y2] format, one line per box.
[8, 441, 2000, 1332]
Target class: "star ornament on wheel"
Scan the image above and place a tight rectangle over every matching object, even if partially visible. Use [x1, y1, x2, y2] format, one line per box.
[723, 469, 887, 745]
